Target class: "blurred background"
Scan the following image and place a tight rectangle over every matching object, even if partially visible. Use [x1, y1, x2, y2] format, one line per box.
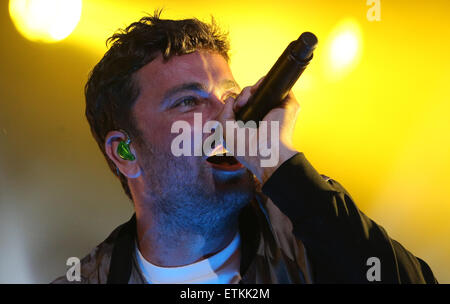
[0, 0, 449, 283]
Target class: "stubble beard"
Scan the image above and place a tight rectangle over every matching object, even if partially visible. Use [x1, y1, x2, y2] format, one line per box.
[137, 140, 256, 238]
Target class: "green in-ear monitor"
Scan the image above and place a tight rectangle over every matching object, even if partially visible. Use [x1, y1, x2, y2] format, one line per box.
[117, 129, 136, 161]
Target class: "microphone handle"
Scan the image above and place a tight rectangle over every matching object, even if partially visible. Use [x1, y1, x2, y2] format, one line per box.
[235, 32, 318, 124]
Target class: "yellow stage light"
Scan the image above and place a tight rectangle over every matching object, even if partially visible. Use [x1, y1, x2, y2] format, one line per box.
[9, 0, 82, 43]
[331, 31, 358, 68]
[326, 19, 362, 77]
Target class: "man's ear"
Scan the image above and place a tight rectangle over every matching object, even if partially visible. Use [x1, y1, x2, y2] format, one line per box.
[104, 130, 141, 178]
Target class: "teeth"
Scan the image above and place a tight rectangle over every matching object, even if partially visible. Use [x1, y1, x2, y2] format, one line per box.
[206, 145, 229, 158]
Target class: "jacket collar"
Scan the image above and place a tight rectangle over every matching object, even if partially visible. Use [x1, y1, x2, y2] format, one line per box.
[106, 195, 309, 284]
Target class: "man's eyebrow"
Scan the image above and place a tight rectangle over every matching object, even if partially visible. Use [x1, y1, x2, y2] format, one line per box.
[160, 80, 240, 108]
[162, 82, 208, 102]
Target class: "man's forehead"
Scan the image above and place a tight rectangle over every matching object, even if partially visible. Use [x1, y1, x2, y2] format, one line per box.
[136, 50, 234, 96]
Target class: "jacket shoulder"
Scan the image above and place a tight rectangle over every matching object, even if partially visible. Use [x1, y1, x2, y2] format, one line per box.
[391, 239, 438, 284]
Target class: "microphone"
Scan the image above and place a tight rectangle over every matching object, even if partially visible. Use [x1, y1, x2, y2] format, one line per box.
[235, 32, 318, 124]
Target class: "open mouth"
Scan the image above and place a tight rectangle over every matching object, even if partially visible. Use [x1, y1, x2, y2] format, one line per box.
[206, 153, 244, 171]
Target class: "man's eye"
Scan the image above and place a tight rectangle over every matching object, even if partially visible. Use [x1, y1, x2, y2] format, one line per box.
[175, 96, 199, 108]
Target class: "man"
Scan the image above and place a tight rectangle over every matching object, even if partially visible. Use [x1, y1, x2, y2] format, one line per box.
[52, 12, 437, 284]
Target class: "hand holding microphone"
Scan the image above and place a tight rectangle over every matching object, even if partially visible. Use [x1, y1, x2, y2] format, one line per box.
[235, 32, 318, 123]
[218, 32, 318, 182]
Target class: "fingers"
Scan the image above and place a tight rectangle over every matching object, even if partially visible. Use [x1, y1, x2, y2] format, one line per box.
[219, 95, 235, 121]
[250, 76, 265, 94]
[221, 75, 300, 124]
[216, 96, 237, 152]
[285, 91, 300, 111]
[277, 91, 300, 112]
[233, 86, 252, 112]
[233, 76, 266, 112]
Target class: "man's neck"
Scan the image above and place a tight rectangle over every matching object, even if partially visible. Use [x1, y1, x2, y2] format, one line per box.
[135, 205, 240, 267]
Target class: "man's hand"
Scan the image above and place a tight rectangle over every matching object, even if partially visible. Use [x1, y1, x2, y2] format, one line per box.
[217, 77, 300, 184]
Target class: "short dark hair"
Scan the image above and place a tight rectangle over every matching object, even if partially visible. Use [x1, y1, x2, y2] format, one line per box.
[85, 10, 230, 200]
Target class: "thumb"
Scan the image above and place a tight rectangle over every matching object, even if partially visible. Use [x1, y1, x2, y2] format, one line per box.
[218, 95, 235, 122]
[216, 95, 236, 151]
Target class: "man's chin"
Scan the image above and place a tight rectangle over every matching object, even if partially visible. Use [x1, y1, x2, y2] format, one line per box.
[211, 166, 249, 180]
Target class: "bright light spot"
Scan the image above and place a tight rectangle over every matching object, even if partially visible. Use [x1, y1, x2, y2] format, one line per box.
[330, 32, 359, 68]
[9, 0, 82, 43]
[326, 19, 362, 76]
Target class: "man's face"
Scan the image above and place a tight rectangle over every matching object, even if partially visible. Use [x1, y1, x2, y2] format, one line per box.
[131, 50, 255, 227]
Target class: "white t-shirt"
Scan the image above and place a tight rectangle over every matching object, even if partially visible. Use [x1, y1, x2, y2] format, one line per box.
[135, 232, 242, 284]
